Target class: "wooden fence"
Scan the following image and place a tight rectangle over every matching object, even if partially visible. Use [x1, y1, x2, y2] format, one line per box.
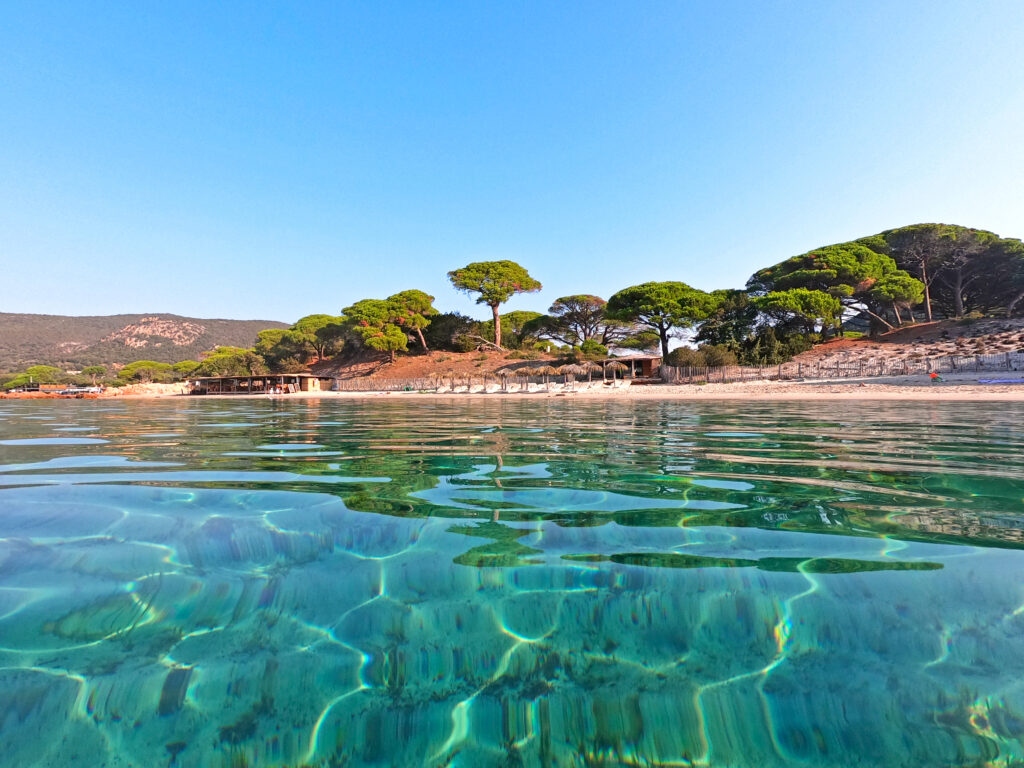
[661, 352, 1024, 384]
[329, 374, 617, 392]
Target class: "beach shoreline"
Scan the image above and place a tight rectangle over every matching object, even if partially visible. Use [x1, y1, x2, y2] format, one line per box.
[5, 372, 1020, 402]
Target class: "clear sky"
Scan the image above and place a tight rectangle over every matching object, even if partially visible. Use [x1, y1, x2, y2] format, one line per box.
[2, 1, 1023, 324]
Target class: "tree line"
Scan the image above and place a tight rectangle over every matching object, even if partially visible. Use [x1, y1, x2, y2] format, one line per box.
[3, 222, 1021, 388]
[218, 223, 1024, 373]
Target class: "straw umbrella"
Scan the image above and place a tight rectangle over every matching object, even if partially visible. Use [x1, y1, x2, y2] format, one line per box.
[582, 361, 603, 382]
[558, 364, 586, 390]
[533, 365, 558, 388]
[558, 363, 586, 378]
[497, 368, 515, 391]
[605, 361, 628, 381]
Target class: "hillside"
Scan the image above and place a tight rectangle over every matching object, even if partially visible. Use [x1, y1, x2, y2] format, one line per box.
[791, 318, 1024, 369]
[310, 319, 1024, 384]
[0, 313, 288, 371]
[311, 349, 567, 380]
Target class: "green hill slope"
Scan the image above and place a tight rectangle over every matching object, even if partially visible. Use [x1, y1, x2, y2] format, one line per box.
[0, 313, 289, 371]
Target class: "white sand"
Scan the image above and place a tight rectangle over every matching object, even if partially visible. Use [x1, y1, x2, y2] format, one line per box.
[101, 373, 1024, 401]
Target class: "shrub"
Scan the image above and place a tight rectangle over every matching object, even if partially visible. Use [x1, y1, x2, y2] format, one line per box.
[699, 345, 738, 367]
[665, 347, 706, 367]
[452, 334, 477, 353]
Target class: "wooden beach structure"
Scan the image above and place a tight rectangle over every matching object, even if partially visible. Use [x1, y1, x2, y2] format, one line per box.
[598, 355, 663, 378]
[188, 374, 327, 395]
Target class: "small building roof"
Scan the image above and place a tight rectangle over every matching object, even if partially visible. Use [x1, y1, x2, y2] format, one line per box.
[190, 373, 321, 381]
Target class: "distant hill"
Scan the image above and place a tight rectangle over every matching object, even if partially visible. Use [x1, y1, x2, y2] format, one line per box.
[0, 313, 289, 371]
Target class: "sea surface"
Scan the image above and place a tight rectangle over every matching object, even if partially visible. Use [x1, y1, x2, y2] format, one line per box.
[0, 398, 1023, 767]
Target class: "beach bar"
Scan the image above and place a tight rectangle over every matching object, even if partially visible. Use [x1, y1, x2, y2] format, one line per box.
[601, 355, 663, 378]
[188, 374, 325, 395]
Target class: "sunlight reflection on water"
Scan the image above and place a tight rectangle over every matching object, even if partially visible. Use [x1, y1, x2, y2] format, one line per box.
[0, 398, 1023, 767]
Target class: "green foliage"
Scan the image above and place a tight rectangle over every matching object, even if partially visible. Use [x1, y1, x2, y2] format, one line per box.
[81, 365, 107, 385]
[741, 327, 813, 365]
[696, 289, 758, 348]
[447, 261, 542, 308]
[869, 224, 1024, 318]
[664, 345, 737, 368]
[117, 360, 174, 383]
[171, 360, 199, 376]
[748, 241, 923, 331]
[533, 294, 631, 348]
[2, 365, 66, 389]
[193, 347, 268, 377]
[614, 330, 662, 352]
[606, 281, 715, 357]
[701, 345, 738, 366]
[255, 328, 309, 371]
[354, 323, 408, 361]
[387, 290, 438, 350]
[343, 299, 408, 362]
[756, 288, 843, 335]
[448, 260, 541, 348]
[505, 349, 541, 360]
[422, 312, 479, 352]
[292, 314, 346, 359]
[343, 299, 394, 329]
[665, 347, 705, 367]
[578, 338, 608, 358]
[870, 273, 925, 305]
[479, 311, 545, 349]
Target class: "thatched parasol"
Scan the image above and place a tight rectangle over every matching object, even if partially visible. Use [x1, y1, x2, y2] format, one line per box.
[581, 361, 604, 381]
[605, 361, 628, 379]
[558, 364, 586, 377]
[530, 365, 559, 385]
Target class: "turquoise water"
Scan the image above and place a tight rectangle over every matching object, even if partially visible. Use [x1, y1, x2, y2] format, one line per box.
[1, 399, 1023, 767]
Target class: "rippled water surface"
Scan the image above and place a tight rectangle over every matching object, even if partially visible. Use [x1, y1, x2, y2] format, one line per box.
[1, 398, 1023, 767]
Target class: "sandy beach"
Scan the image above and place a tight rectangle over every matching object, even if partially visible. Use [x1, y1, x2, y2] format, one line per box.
[8, 372, 1011, 401]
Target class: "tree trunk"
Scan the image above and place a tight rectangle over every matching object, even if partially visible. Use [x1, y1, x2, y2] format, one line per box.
[919, 258, 933, 321]
[951, 270, 965, 317]
[658, 324, 670, 358]
[1008, 291, 1024, 318]
[892, 302, 903, 326]
[859, 306, 896, 331]
[416, 327, 429, 351]
[491, 304, 503, 349]
[389, 349, 396, 363]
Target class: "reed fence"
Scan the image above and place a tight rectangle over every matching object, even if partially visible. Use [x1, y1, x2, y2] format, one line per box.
[660, 351, 1024, 384]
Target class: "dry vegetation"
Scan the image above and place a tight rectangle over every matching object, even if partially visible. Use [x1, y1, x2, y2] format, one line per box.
[791, 318, 1024, 368]
[312, 349, 570, 380]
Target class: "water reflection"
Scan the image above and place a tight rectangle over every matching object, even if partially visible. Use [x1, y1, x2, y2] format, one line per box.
[0, 399, 1023, 767]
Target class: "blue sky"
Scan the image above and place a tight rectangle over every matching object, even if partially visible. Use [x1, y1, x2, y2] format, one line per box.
[2, 1, 1022, 323]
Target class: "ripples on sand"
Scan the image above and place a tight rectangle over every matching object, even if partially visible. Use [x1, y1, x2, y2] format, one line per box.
[0, 399, 1023, 767]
